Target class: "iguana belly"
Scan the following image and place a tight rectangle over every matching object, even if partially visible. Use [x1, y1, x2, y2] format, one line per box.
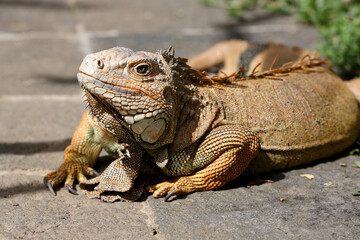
[207, 67, 360, 174]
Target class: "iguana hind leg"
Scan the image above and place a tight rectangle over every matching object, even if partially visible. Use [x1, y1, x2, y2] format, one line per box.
[147, 125, 260, 201]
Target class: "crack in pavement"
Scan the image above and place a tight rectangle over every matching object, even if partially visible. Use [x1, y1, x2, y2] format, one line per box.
[141, 201, 162, 239]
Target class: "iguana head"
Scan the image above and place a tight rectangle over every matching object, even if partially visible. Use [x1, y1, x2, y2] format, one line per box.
[78, 47, 202, 148]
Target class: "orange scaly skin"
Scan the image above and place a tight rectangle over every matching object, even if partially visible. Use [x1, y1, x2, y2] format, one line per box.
[44, 47, 359, 201]
[147, 125, 259, 198]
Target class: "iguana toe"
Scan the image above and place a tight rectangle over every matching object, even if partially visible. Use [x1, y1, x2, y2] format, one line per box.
[146, 178, 188, 200]
[147, 182, 173, 198]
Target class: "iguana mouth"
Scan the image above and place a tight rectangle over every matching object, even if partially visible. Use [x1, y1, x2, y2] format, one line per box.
[81, 80, 168, 144]
[78, 72, 165, 124]
[78, 71, 92, 78]
[78, 71, 142, 95]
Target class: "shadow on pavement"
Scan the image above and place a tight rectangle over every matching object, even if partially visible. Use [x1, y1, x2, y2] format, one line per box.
[0, 0, 70, 9]
[1, 182, 46, 198]
[36, 75, 78, 85]
[0, 138, 71, 155]
[0, 0, 99, 10]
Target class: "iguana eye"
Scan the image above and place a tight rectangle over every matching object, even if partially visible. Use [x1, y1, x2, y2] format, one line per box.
[135, 63, 150, 75]
[97, 59, 104, 69]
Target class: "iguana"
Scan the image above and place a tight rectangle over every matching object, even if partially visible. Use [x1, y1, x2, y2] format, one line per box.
[44, 46, 360, 202]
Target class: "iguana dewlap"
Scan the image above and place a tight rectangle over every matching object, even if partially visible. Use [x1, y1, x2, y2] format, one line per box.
[44, 47, 360, 202]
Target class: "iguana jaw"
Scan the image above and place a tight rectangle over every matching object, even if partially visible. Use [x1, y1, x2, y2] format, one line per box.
[77, 47, 175, 145]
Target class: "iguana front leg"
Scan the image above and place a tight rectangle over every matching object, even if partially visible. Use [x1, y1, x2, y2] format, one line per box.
[44, 112, 106, 195]
[147, 125, 260, 201]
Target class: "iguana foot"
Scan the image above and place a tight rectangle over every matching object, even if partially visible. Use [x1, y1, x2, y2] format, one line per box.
[44, 162, 99, 195]
[146, 177, 194, 201]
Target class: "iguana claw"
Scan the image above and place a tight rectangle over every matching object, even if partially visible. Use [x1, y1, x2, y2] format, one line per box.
[66, 184, 78, 195]
[91, 169, 100, 177]
[164, 190, 176, 202]
[48, 182, 57, 196]
[44, 177, 57, 196]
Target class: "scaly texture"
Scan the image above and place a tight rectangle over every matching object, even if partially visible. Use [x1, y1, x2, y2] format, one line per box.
[147, 125, 260, 198]
[44, 46, 360, 202]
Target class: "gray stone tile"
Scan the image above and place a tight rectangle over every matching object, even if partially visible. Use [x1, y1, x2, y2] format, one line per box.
[91, 34, 231, 58]
[0, 0, 76, 32]
[0, 39, 83, 96]
[74, 0, 238, 34]
[0, 101, 84, 142]
[0, 175, 153, 240]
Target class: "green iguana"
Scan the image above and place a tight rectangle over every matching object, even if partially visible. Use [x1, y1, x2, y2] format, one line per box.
[44, 46, 360, 202]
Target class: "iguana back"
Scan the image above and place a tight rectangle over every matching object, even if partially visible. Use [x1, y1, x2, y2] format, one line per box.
[205, 67, 360, 174]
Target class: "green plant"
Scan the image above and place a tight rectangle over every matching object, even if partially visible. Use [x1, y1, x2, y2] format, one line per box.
[200, 0, 360, 78]
[353, 161, 360, 168]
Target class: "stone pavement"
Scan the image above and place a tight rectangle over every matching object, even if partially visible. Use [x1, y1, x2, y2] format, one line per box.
[0, 0, 359, 239]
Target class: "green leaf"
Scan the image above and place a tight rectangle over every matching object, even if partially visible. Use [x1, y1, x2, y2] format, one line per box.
[352, 190, 360, 197]
[353, 161, 360, 168]
[349, 149, 360, 155]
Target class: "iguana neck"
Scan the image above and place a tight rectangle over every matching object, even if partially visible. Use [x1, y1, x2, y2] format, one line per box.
[83, 90, 131, 140]
[163, 56, 222, 153]
[165, 55, 207, 129]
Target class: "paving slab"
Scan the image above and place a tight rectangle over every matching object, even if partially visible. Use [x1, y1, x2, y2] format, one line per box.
[1, 175, 152, 240]
[0, 101, 83, 142]
[73, 0, 238, 34]
[0, 0, 76, 33]
[0, 39, 82, 96]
